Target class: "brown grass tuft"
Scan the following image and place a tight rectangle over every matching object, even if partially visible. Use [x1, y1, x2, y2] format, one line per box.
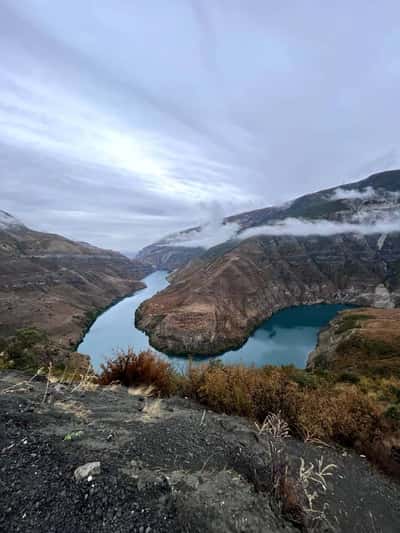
[98, 348, 175, 395]
[97, 351, 400, 478]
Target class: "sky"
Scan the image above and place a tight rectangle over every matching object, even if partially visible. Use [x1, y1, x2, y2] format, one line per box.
[1, 1, 400, 252]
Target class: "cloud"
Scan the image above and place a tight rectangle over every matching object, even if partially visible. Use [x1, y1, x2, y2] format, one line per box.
[1, 1, 400, 251]
[166, 222, 240, 249]
[331, 186, 376, 201]
[163, 202, 240, 248]
[239, 214, 400, 240]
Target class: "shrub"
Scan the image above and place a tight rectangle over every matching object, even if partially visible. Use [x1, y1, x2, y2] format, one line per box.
[389, 386, 400, 403]
[98, 349, 175, 395]
[4, 327, 49, 369]
[97, 351, 400, 478]
[335, 313, 370, 335]
[337, 371, 360, 384]
[384, 404, 400, 421]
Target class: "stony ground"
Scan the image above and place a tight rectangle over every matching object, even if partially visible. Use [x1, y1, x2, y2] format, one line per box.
[1, 371, 399, 533]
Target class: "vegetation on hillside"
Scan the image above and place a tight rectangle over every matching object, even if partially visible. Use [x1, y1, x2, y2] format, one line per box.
[98, 349, 400, 479]
[0, 327, 88, 375]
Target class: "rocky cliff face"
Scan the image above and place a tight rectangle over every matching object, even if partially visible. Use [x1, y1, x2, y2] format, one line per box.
[137, 244, 202, 272]
[0, 212, 152, 347]
[136, 233, 400, 355]
[136, 171, 400, 356]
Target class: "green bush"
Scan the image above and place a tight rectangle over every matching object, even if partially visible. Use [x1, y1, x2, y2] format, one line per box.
[384, 404, 400, 421]
[336, 314, 370, 335]
[4, 327, 49, 370]
[389, 386, 400, 403]
[337, 371, 360, 384]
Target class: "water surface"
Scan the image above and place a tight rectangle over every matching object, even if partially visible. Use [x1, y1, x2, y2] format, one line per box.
[78, 271, 352, 371]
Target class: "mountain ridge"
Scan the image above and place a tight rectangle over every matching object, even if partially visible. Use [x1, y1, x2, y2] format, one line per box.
[138, 169, 400, 270]
[0, 211, 152, 352]
[135, 171, 400, 356]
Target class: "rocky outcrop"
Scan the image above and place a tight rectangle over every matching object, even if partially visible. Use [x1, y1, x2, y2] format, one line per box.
[136, 232, 400, 355]
[0, 212, 152, 348]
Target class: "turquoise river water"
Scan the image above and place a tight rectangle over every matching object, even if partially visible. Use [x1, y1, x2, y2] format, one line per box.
[78, 270, 352, 372]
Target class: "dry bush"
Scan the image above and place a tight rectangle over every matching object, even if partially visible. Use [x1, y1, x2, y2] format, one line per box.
[295, 385, 381, 446]
[184, 361, 399, 477]
[98, 348, 175, 395]
[96, 352, 399, 477]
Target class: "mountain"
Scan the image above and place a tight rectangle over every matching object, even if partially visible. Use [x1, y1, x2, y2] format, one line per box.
[138, 169, 400, 270]
[136, 170, 400, 356]
[0, 211, 152, 349]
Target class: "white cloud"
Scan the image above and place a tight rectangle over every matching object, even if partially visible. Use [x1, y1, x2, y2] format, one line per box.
[331, 186, 376, 201]
[239, 214, 400, 239]
[164, 202, 240, 248]
[167, 221, 239, 249]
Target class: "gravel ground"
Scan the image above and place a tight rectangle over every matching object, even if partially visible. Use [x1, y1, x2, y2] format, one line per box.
[0, 370, 399, 532]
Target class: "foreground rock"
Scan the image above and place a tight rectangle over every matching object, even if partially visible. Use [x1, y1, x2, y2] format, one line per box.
[1, 370, 400, 532]
[74, 462, 101, 481]
[0, 211, 152, 349]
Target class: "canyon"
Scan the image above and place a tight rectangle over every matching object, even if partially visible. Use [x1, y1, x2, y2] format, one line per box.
[136, 171, 400, 356]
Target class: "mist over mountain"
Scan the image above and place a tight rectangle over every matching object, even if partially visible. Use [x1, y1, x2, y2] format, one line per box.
[138, 170, 400, 270]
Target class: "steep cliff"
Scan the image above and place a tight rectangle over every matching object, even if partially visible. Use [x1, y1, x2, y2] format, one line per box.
[0, 211, 152, 347]
[136, 171, 400, 356]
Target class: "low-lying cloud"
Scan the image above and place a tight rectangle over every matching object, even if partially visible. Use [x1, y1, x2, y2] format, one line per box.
[166, 221, 239, 249]
[331, 186, 376, 201]
[239, 214, 400, 240]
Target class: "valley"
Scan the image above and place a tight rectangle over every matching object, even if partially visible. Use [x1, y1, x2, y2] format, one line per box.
[136, 171, 400, 356]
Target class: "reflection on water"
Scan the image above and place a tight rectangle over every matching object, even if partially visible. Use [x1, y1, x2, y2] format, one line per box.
[78, 270, 353, 372]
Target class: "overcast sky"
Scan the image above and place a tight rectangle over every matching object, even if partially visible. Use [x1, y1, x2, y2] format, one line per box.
[1, 1, 400, 252]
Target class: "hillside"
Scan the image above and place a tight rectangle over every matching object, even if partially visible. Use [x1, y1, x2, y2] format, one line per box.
[1, 369, 400, 533]
[136, 171, 400, 356]
[0, 211, 152, 352]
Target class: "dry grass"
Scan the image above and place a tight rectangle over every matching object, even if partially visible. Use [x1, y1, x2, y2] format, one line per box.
[127, 384, 156, 397]
[184, 362, 400, 477]
[98, 348, 175, 395]
[142, 398, 163, 421]
[256, 412, 290, 438]
[96, 350, 400, 478]
[54, 400, 92, 421]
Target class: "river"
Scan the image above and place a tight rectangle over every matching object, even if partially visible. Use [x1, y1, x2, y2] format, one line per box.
[78, 270, 352, 371]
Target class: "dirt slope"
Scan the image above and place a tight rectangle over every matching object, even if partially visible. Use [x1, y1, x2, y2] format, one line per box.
[1, 370, 400, 532]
